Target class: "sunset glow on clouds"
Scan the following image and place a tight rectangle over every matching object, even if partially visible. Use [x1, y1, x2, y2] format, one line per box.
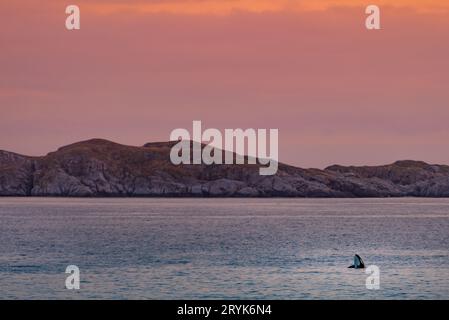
[0, 1, 448, 168]
[71, 0, 449, 15]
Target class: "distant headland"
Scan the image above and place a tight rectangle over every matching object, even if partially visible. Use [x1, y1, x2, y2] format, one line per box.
[1, 139, 448, 197]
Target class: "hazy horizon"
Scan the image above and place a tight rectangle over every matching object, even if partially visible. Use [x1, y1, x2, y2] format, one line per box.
[1, 1, 448, 168]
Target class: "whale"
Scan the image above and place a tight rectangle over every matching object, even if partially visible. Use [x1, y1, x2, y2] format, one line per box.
[348, 254, 365, 269]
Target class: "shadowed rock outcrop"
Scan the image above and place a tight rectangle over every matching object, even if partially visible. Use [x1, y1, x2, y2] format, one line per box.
[1, 139, 448, 197]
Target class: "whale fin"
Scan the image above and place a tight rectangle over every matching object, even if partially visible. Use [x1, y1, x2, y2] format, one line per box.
[354, 254, 365, 269]
[348, 254, 365, 269]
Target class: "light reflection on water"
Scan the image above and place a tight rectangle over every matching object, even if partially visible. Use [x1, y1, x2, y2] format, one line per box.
[0, 198, 448, 299]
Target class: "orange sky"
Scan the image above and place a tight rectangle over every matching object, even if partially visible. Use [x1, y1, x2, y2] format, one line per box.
[0, 1, 448, 168]
[74, 0, 449, 15]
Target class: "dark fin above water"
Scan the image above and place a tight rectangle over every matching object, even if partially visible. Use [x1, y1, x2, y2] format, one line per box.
[348, 254, 365, 269]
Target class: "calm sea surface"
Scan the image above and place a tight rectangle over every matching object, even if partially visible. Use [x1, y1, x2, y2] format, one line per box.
[0, 198, 448, 299]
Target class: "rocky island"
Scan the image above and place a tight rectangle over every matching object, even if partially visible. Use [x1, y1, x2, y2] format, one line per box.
[1, 139, 448, 197]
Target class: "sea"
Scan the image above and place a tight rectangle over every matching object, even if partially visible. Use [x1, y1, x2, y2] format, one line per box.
[0, 198, 448, 299]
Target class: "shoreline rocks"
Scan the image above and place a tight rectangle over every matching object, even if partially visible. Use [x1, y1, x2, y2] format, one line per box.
[1, 139, 449, 197]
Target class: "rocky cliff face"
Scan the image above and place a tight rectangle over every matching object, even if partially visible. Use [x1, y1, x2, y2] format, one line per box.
[1, 139, 448, 197]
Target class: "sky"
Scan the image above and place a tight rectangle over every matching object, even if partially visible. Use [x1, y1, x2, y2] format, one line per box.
[0, 0, 448, 168]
